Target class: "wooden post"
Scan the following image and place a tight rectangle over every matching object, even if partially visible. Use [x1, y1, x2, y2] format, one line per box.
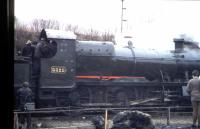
[104, 109, 108, 129]
[167, 107, 170, 125]
[14, 113, 19, 129]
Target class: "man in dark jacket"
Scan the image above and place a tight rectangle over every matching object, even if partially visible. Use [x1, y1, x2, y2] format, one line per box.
[17, 81, 33, 129]
[17, 81, 33, 110]
[34, 29, 57, 59]
[186, 70, 200, 128]
[22, 40, 33, 57]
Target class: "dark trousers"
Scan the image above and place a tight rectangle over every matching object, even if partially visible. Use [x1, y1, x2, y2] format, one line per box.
[192, 101, 200, 126]
[19, 112, 31, 129]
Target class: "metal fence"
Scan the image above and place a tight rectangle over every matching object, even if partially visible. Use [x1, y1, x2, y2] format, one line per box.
[136, 106, 192, 128]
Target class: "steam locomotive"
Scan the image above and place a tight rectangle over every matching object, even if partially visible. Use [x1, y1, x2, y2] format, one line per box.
[14, 29, 200, 109]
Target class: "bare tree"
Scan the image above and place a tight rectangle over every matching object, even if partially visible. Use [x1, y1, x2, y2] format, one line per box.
[30, 19, 60, 32]
[102, 31, 115, 41]
[15, 18, 115, 53]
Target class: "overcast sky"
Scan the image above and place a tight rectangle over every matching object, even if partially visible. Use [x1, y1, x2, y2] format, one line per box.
[15, 0, 200, 50]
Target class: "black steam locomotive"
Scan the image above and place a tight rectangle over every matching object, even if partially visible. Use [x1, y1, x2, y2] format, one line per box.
[14, 29, 200, 109]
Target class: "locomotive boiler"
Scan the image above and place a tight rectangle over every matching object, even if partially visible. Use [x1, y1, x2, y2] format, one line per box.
[14, 29, 200, 108]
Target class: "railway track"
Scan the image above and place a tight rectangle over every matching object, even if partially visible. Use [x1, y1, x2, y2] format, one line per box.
[14, 105, 192, 117]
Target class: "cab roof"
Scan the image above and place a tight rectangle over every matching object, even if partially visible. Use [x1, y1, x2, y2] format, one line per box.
[45, 29, 77, 40]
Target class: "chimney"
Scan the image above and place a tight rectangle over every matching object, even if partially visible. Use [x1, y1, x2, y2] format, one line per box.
[173, 38, 185, 50]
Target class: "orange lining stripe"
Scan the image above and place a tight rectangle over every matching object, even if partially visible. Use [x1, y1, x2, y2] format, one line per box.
[76, 76, 145, 80]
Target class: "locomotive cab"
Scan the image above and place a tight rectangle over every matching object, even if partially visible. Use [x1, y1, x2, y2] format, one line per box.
[40, 29, 76, 88]
[37, 29, 77, 107]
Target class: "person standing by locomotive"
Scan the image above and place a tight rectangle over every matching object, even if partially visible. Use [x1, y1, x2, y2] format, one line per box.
[34, 29, 57, 58]
[186, 69, 200, 128]
[17, 81, 33, 129]
[22, 40, 33, 57]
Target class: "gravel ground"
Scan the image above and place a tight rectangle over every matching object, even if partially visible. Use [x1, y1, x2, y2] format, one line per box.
[153, 114, 194, 129]
[28, 115, 195, 129]
[31, 117, 94, 129]
[16, 112, 194, 129]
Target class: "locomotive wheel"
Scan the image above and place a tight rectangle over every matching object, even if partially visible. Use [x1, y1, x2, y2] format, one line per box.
[115, 90, 129, 106]
[69, 87, 92, 106]
[106, 91, 116, 104]
[55, 96, 71, 107]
